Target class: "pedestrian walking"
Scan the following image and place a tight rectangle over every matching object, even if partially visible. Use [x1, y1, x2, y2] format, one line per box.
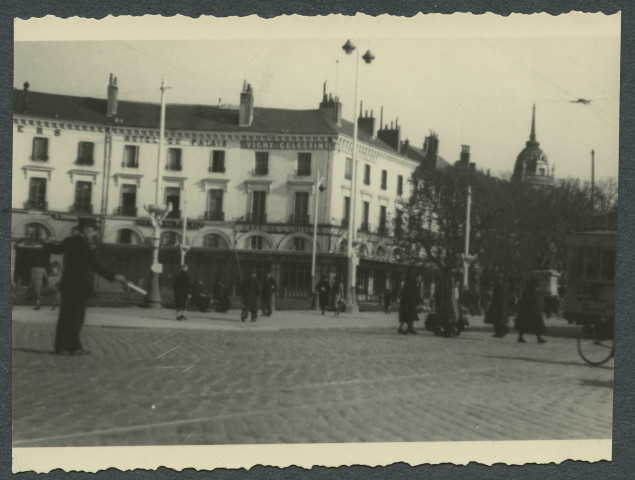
[515, 278, 547, 344]
[331, 275, 345, 316]
[173, 264, 190, 321]
[314, 274, 330, 315]
[261, 271, 277, 317]
[485, 276, 509, 337]
[398, 274, 421, 334]
[42, 217, 127, 355]
[28, 259, 48, 310]
[383, 288, 392, 314]
[241, 269, 261, 322]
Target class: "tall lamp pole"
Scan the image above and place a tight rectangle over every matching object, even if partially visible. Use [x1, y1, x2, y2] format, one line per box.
[591, 149, 595, 216]
[311, 170, 325, 308]
[461, 184, 475, 289]
[342, 39, 375, 313]
[144, 78, 171, 308]
[180, 181, 190, 265]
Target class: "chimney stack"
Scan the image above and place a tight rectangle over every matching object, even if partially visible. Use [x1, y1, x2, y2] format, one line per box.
[460, 144, 470, 164]
[107, 73, 118, 117]
[239, 80, 255, 127]
[423, 131, 439, 156]
[319, 88, 342, 125]
[357, 104, 376, 138]
[22, 81, 29, 113]
[377, 116, 401, 151]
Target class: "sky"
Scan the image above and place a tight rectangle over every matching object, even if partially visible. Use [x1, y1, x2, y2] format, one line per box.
[13, 15, 621, 182]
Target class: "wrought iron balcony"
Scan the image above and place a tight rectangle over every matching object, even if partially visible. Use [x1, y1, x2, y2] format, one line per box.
[245, 212, 267, 223]
[24, 200, 48, 210]
[71, 203, 93, 214]
[208, 166, 226, 173]
[289, 214, 310, 225]
[204, 211, 225, 221]
[166, 209, 181, 219]
[377, 224, 388, 236]
[359, 221, 370, 233]
[76, 158, 94, 166]
[117, 205, 137, 217]
[165, 164, 182, 171]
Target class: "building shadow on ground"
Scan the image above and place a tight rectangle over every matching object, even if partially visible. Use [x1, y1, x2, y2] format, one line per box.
[12, 347, 57, 355]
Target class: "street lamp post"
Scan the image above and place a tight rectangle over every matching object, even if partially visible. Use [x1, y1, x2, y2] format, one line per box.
[311, 170, 325, 310]
[144, 78, 171, 308]
[342, 39, 375, 313]
[461, 183, 476, 289]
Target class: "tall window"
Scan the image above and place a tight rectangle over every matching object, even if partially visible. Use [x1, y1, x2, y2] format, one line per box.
[343, 196, 350, 226]
[25, 222, 50, 240]
[381, 169, 388, 190]
[345, 157, 352, 180]
[166, 148, 182, 171]
[254, 152, 269, 175]
[165, 187, 181, 218]
[27, 177, 47, 210]
[118, 229, 141, 245]
[292, 237, 308, 251]
[297, 153, 312, 176]
[251, 191, 267, 223]
[77, 141, 94, 165]
[206, 189, 224, 221]
[361, 201, 370, 231]
[160, 231, 180, 248]
[210, 150, 225, 173]
[31, 137, 49, 161]
[123, 145, 139, 168]
[204, 234, 228, 249]
[250, 235, 264, 250]
[363, 164, 371, 185]
[379, 205, 387, 234]
[293, 192, 309, 224]
[120, 184, 137, 216]
[397, 175, 404, 196]
[74, 181, 92, 213]
[394, 209, 403, 238]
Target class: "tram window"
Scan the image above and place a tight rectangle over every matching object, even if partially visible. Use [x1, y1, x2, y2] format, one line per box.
[584, 249, 600, 280]
[568, 249, 584, 279]
[601, 249, 616, 281]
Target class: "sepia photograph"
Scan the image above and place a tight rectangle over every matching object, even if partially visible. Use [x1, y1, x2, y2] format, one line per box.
[9, 13, 620, 472]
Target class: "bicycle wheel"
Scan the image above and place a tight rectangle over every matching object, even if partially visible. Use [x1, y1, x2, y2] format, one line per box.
[578, 323, 614, 366]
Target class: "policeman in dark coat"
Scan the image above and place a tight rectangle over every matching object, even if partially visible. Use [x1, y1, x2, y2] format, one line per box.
[261, 271, 277, 317]
[314, 274, 330, 315]
[44, 217, 126, 355]
[173, 264, 190, 321]
[398, 274, 421, 334]
[241, 269, 261, 322]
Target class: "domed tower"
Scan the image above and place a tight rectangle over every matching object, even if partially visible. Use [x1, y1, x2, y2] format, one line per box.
[512, 105, 554, 186]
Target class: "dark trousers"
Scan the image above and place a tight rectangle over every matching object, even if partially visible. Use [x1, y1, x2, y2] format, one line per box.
[262, 294, 272, 316]
[55, 293, 88, 353]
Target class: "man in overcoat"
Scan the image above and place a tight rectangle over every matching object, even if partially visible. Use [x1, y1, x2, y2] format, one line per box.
[241, 269, 261, 322]
[173, 264, 190, 321]
[44, 217, 126, 355]
[261, 271, 277, 317]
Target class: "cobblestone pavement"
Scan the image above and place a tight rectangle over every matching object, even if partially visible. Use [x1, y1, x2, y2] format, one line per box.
[11, 307, 613, 447]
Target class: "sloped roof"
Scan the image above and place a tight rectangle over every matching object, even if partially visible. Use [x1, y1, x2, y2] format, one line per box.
[14, 89, 412, 159]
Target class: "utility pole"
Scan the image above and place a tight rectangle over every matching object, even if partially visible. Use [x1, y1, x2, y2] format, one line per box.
[311, 170, 324, 310]
[180, 181, 189, 265]
[591, 149, 595, 216]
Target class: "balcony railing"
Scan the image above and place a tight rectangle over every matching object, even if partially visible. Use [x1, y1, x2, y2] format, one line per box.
[359, 222, 370, 233]
[250, 168, 268, 176]
[76, 158, 95, 166]
[165, 164, 182, 171]
[341, 217, 350, 228]
[166, 209, 181, 219]
[289, 214, 310, 225]
[117, 205, 137, 217]
[208, 166, 226, 173]
[377, 225, 388, 236]
[245, 212, 267, 223]
[24, 200, 48, 210]
[204, 211, 225, 221]
[71, 203, 93, 214]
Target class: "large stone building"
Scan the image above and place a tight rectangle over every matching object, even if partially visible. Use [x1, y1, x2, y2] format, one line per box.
[511, 105, 555, 186]
[12, 75, 448, 302]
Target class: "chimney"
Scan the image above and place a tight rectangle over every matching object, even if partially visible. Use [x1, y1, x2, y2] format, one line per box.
[377, 116, 401, 151]
[400, 138, 410, 155]
[22, 81, 29, 113]
[423, 131, 439, 156]
[357, 106, 376, 137]
[239, 80, 254, 127]
[107, 73, 118, 117]
[319, 89, 342, 125]
[460, 144, 470, 164]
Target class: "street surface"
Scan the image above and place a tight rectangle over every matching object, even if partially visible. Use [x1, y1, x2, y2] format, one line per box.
[11, 306, 613, 447]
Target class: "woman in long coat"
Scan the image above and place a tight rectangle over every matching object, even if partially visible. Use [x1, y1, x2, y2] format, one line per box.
[314, 274, 330, 315]
[516, 278, 547, 343]
[486, 278, 509, 337]
[398, 274, 421, 334]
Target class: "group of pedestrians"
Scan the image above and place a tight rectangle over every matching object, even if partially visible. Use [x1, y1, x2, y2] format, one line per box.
[173, 266, 278, 323]
[314, 274, 345, 315]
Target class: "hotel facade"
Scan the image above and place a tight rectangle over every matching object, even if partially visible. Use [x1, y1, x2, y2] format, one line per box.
[12, 76, 450, 302]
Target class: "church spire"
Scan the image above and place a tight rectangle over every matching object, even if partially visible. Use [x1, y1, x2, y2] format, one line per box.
[530, 103, 536, 141]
